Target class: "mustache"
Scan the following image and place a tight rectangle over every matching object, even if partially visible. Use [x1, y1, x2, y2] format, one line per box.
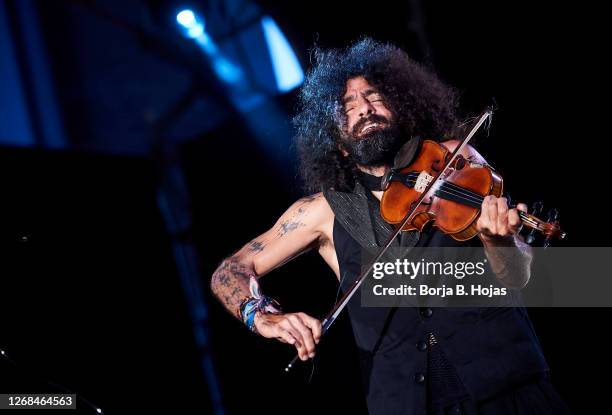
[352, 114, 391, 137]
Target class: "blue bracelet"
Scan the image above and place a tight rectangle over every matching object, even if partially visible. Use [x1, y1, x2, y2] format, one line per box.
[239, 276, 282, 333]
[239, 295, 281, 333]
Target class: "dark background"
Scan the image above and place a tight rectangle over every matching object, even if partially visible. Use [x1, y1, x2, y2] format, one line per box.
[0, 0, 609, 414]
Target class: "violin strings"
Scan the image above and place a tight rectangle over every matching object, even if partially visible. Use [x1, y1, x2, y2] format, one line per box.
[396, 169, 545, 228]
[436, 181, 542, 227]
[400, 176, 485, 206]
[438, 186, 541, 228]
[437, 183, 541, 226]
[436, 186, 542, 228]
[399, 176, 542, 228]
[396, 172, 488, 206]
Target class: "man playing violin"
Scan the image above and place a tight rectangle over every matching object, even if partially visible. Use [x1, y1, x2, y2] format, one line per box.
[210, 38, 571, 415]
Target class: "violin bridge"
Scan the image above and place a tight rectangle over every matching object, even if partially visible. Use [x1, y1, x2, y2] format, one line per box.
[414, 171, 434, 193]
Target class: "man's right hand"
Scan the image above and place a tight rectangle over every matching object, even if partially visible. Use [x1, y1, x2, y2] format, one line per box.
[254, 312, 322, 361]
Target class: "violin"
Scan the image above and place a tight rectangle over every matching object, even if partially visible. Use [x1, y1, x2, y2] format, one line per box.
[380, 139, 566, 244]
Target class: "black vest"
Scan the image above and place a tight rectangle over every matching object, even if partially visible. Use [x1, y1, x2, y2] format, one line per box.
[324, 184, 549, 415]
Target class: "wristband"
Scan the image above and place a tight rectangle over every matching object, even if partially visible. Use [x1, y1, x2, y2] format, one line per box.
[239, 276, 282, 333]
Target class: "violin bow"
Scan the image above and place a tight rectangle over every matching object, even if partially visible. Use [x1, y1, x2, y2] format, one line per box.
[284, 109, 493, 372]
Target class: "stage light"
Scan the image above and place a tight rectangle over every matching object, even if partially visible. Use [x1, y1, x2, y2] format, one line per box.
[211, 56, 243, 84]
[261, 16, 304, 93]
[176, 9, 195, 26]
[175, 8, 243, 85]
[176, 9, 205, 39]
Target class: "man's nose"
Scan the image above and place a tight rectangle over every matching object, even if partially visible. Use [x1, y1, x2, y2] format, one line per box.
[358, 100, 376, 118]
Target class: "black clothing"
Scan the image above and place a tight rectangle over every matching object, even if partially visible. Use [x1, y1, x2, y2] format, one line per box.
[326, 183, 570, 415]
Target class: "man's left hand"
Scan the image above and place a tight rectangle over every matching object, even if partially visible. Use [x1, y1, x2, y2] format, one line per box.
[477, 196, 527, 246]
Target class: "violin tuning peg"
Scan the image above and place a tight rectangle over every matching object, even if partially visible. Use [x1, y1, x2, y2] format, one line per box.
[542, 208, 561, 249]
[525, 200, 544, 245]
[531, 201, 543, 216]
[546, 208, 559, 223]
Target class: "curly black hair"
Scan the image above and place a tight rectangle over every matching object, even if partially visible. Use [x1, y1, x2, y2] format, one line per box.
[293, 37, 460, 193]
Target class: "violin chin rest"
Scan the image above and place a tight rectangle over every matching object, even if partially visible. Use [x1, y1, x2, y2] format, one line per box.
[381, 169, 395, 191]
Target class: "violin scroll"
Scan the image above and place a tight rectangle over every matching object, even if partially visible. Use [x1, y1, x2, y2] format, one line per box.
[521, 202, 566, 247]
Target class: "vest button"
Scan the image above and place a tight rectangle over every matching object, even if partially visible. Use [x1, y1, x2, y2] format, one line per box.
[416, 340, 428, 351]
[414, 372, 426, 384]
[420, 307, 433, 318]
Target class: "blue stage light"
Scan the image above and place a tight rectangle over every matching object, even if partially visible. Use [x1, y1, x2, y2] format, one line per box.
[212, 57, 243, 84]
[192, 32, 244, 85]
[176, 9, 205, 39]
[176, 9, 195, 26]
[261, 16, 304, 93]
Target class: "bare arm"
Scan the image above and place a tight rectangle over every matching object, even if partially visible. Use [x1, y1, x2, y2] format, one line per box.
[210, 193, 333, 360]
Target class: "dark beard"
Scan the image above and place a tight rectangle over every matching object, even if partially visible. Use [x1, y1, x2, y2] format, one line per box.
[342, 117, 404, 167]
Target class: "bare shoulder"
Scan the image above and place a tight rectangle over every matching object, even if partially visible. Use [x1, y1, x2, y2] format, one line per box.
[278, 192, 334, 235]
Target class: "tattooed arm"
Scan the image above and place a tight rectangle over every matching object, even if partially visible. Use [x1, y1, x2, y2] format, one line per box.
[210, 193, 334, 361]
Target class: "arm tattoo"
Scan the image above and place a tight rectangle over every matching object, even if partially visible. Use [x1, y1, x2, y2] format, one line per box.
[247, 240, 265, 253]
[211, 195, 319, 317]
[211, 257, 253, 318]
[276, 195, 318, 237]
[279, 217, 305, 236]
